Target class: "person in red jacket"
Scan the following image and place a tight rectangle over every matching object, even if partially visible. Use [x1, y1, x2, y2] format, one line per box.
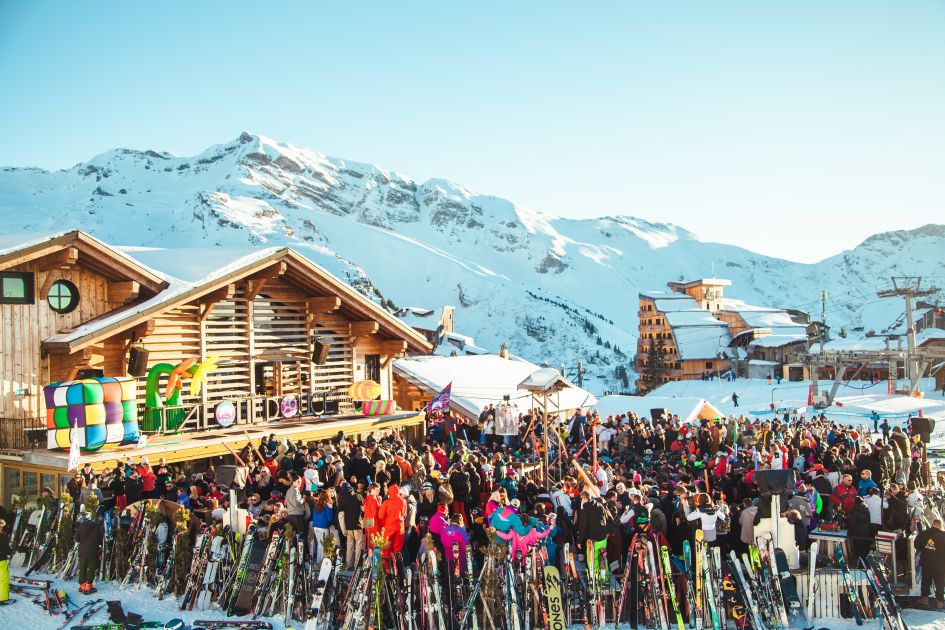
[137, 459, 157, 499]
[378, 483, 407, 559]
[362, 483, 382, 547]
[431, 443, 447, 472]
[831, 474, 857, 518]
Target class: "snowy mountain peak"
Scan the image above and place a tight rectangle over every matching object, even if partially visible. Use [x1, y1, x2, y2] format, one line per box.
[1, 133, 943, 393]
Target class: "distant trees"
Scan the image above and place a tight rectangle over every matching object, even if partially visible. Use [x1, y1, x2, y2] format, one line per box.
[639, 336, 669, 393]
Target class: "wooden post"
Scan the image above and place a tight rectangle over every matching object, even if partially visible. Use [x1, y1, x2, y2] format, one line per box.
[222, 441, 246, 467]
[242, 427, 265, 462]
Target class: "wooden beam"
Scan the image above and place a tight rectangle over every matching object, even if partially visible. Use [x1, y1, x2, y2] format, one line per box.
[307, 296, 341, 313]
[108, 281, 140, 303]
[349, 320, 379, 337]
[247, 261, 287, 281]
[378, 340, 408, 354]
[246, 278, 269, 301]
[35, 246, 78, 272]
[130, 320, 154, 340]
[198, 283, 236, 321]
[39, 271, 58, 298]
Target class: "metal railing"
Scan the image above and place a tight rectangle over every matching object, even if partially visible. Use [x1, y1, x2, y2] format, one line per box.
[0, 416, 47, 453]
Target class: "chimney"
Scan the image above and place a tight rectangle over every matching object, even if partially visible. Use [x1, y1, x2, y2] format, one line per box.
[499, 342, 509, 359]
[440, 306, 455, 334]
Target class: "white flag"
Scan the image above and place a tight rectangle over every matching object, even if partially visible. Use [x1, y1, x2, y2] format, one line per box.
[67, 423, 80, 472]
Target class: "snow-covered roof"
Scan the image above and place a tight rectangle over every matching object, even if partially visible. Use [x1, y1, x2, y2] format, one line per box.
[719, 298, 807, 335]
[665, 310, 727, 328]
[396, 306, 439, 331]
[45, 246, 286, 346]
[0, 230, 72, 256]
[517, 367, 575, 392]
[652, 295, 703, 312]
[35, 232, 432, 354]
[659, 308, 731, 360]
[672, 325, 732, 360]
[393, 354, 596, 419]
[670, 278, 732, 287]
[748, 334, 808, 348]
[0, 230, 167, 289]
[639, 290, 688, 300]
[434, 331, 491, 356]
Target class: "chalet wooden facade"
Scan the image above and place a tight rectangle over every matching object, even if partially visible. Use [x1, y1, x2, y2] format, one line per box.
[0, 231, 431, 506]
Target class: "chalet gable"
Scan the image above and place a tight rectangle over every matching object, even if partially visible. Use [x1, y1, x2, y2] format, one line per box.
[40, 242, 431, 356]
[0, 230, 167, 298]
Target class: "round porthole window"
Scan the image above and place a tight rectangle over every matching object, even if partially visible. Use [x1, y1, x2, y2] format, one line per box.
[47, 279, 79, 314]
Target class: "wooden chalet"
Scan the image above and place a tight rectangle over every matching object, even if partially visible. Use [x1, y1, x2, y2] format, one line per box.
[0, 230, 431, 506]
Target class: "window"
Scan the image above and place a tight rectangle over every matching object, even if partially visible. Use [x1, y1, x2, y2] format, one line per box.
[0, 272, 34, 304]
[705, 361, 713, 369]
[365, 354, 381, 383]
[47, 279, 79, 314]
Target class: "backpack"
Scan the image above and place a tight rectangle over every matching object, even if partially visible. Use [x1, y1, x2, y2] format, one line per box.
[714, 507, 731, 535]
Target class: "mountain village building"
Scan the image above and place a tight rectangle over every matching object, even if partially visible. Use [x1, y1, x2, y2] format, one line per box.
[0, 230, 431, 507]
[636, 278, 812, 391]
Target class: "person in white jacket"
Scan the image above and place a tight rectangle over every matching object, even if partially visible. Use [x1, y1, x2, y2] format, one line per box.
[684, 496, 728, 543]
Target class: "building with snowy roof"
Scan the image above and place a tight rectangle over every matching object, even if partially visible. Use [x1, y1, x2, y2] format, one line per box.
[0, 230, 431, 507]
[636, 277, 813, 391]
[392, 353, 596, 421]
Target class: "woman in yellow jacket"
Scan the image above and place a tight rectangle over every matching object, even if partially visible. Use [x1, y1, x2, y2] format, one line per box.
[0, 518, 10, 605]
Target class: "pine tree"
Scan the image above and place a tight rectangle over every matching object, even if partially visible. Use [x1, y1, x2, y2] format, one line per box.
[172, 507, 192, 595]
[640, 335, 670, 393]
[56, 491, 75, 568]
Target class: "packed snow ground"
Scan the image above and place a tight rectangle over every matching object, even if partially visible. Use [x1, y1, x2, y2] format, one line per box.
[645, 378, 945, 423]
[6, 569, 945, 629]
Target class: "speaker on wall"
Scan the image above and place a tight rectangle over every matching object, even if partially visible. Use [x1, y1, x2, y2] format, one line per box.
[128, 346, 150, 377]
[312, 339, 330, 365]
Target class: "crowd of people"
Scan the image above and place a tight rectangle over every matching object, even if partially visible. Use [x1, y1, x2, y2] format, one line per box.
[2, 404, 945, 610]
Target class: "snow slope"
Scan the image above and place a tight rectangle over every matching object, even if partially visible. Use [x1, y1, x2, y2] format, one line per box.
[2, 132, 944, 394]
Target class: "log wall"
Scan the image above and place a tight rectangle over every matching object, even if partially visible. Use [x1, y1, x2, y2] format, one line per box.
[1, 261, 123, 419]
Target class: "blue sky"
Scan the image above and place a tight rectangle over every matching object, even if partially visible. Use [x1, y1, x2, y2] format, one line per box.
[1, 1, 943, 262]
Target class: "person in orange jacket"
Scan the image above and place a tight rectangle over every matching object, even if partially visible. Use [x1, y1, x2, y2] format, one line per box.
[378, 483, 407, 558]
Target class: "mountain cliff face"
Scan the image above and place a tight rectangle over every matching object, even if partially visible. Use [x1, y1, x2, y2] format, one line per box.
[2, 133, 943, 393]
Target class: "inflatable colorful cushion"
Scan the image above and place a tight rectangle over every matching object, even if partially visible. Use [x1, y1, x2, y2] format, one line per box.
[45, 377, 139, 451]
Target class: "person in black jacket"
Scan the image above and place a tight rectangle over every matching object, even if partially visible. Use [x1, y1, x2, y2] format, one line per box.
[448, 464, 471, 522]
[576, 490, 612, 580]
[75, 509, 104, 594]
[336, 484, 363, 570]
[345, 448, 373, 486]
[846, 497, 872, 562]
[915, 519, 945, 608]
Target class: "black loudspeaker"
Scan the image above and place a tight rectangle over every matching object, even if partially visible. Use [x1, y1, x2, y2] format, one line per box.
[755, 469, 799, 493]
[911, 417, 934, 444]
[128, 346, 149, 376]
[312, 339, 330, 365]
